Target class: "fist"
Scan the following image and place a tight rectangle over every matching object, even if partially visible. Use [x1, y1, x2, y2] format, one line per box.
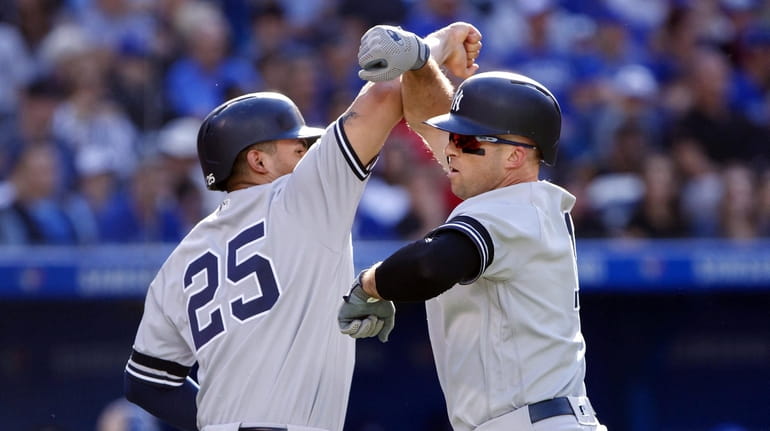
[426, 22, 483, 79]
[358, 25, 431, 82]
[338, 278, 396, 343]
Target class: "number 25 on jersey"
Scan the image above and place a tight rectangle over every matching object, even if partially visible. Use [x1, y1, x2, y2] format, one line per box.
[183, 221, 280, 351]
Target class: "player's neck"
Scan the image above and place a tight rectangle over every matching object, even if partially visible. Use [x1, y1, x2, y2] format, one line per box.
[501, 165, 540, 188]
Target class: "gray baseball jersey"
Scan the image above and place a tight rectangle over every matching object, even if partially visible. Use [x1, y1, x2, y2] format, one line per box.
[126, 119, 375, 430]
[425, 180, 587, 431]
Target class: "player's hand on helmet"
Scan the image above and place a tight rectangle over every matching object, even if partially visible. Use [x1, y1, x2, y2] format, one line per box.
[338, 272, 395, 342]
[357, 25, 430, 82]
[425, 22, 482, 79]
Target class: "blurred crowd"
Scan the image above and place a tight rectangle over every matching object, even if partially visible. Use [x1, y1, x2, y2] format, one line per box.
[0, 0, 768, 245]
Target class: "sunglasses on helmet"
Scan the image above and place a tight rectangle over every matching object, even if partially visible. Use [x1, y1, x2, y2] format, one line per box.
[449, 132, 537, 156]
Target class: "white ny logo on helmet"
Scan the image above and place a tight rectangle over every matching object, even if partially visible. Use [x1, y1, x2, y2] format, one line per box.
[451, 89, 464, 112]
[206, 173, 216, 186]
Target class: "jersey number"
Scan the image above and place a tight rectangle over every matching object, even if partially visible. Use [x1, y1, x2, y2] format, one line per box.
[184, 222, 279, 351]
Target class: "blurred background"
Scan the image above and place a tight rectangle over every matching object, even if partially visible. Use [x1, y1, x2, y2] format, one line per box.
[0, 0, 768, 430]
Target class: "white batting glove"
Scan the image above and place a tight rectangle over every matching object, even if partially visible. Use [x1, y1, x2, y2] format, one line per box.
[338, 272, 395, 342]
[339, 315, 385, 339]
[358, 25, 430, 82]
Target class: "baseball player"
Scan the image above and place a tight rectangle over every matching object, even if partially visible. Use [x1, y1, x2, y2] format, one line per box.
[338, 69, 607, 429]
[122, 22, 483, 431]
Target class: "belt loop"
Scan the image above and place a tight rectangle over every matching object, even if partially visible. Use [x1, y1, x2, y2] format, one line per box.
[567, 396, 599, 426]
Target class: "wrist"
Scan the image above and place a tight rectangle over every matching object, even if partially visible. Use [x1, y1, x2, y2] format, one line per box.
[409, 35, 431, 71]
[425, 36, 447, 65]
[360, 263, 383, 300]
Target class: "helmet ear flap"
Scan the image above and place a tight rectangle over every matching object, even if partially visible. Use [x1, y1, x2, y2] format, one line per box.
[425, 71, 562, 166]
[196, 92, 324, 191]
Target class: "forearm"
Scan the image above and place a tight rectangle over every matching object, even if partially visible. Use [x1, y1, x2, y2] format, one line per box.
[125, 372, 199, 431]
[345, 80, 404, 166]
[401, 22, 482, 171]
[402, 60, 455, 171]
[361, 231, 480, 302]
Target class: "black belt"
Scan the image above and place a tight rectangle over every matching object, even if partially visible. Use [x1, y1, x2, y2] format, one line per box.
[239, 428, 287, 431]
[528, 397, 575, 423]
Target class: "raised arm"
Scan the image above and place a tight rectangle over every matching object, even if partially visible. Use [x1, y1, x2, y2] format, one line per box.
[346, 23, 482, 170]
[402, 23, 483, 171]
[341, 79, 404, 168]
[342, 23, 433, 167]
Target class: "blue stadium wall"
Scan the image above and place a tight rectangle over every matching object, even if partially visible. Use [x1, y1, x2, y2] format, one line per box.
[1, 239, 769, 431]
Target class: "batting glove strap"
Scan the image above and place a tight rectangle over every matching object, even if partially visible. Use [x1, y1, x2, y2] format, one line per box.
[358, 25, 431, 82]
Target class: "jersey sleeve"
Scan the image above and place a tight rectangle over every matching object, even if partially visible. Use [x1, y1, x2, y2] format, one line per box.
[280, 118, 377, 246]
[426, 215, 494, 284]
[126, 272, 195, 388]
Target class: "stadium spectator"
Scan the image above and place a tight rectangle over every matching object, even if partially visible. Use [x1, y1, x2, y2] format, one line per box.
[624, 153, 688, 238]
[108, 37, 170, 133]
[43, 23, 139, 182]
[729, 23, 770, 131]
[70, 146, 121, 243]
[97, 156, 183, 243]
[0, 78, 68, 184]
[13, 0, 62, 61]
[155, 116, 218, 231]
[646, 4, 701, 88]
[498, 0, 576, 116]
[289, 49, 331, 124]
[670, 134, 724, 237]
[0, 22, 35, 118]
[0, 143, 82, 244]
[164, 1, 261, 118]
[69, 0, 157, 56]
[0, 0, 767, 243]
[590, 64, 663, 171]
[240, 1, 296, 64]
[669, 46, 767, 167]
[719, 162, 761, 239]
[581, 121, 652, 236]
[315, 14, 368, 117]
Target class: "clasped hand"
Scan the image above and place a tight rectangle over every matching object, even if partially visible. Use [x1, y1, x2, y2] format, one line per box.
[337, 273, 395, 343]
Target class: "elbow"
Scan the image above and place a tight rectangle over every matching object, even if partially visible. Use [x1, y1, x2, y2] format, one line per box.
[367, 80, 402, 107]
[412, 254, 455, 293]
[379, 251, 455, 302]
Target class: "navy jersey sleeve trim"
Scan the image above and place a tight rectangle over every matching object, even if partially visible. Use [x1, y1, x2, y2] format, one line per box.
[427, 215, 494, 284]
[334, 118, 377, 181]
[125, 349, 191, 388]
[564, 212, 577, 258]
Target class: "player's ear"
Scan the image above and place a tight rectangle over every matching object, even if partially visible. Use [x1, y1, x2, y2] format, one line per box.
[504, 146, 527, 169]
[246, 148, 269, 174]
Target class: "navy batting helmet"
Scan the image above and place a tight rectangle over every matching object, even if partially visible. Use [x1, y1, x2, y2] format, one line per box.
[197, 92, 325, 191]
[425, 71, 562, 166]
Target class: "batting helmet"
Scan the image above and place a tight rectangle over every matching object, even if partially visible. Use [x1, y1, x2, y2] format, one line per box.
[425, 71, 562, 166]
[197, 92, 325, 190]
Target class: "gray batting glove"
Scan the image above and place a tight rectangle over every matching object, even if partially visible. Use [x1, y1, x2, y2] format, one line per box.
[338, 273, 396, 342]
[358, 25, 430, 82]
